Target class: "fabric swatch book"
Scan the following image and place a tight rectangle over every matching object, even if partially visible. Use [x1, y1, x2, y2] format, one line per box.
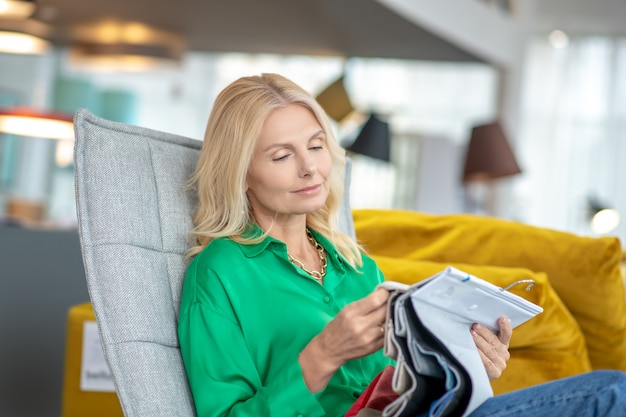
[376, 266, 543, 417]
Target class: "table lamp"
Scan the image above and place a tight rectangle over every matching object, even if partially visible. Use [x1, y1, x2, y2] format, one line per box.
[461, 121, 521, 214]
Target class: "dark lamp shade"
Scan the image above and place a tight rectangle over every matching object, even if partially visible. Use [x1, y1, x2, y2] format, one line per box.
[315, 75, 354, 122]
[462, 121, 521, 182]
[587, 196, 607, 217]
[346, 113, 390, 162]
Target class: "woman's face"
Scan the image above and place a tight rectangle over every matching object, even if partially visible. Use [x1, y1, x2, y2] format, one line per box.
[246, 103, 333, 221]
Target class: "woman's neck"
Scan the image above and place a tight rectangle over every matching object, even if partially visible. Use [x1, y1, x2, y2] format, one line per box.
[256, 213, 311, 255]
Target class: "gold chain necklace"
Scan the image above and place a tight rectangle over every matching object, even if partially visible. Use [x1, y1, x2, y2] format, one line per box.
[288, 230, 327, 283]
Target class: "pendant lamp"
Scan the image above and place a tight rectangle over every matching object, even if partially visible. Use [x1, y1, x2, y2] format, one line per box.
[68, 20, 186, 72]
[0, 0, 35, 19]
[0, 18, 51, 54]
[346, 113, 391, 162]
[0, 107, 74, 140]
[315, 75, 355, 123]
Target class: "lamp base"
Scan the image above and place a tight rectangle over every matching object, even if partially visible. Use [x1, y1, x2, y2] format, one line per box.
[463, 181, 491, 215]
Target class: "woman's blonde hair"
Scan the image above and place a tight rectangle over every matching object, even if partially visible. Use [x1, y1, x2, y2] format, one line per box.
[186, 73, 363, 269]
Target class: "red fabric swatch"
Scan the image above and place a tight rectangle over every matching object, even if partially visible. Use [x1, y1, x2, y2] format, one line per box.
[345, 366, 399, 417]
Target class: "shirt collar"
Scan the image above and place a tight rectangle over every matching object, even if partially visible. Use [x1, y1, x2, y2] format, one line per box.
[237, 224, 347, 272]
[237, 224, 277, 258]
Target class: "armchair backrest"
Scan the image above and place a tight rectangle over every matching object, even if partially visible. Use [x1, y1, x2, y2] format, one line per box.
[73, 109, 355, 417]
[74, 109, 199, 416]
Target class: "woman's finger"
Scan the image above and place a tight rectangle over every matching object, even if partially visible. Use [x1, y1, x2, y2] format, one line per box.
[471, 322, 510, 380]
[496, 316, 513, 346]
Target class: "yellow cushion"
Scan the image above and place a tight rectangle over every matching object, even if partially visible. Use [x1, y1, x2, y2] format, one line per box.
[372, 256, 592, 394]
[353, 208, 626, 373]
[621, 252, 626, 294]
[61, 303, 124, 417]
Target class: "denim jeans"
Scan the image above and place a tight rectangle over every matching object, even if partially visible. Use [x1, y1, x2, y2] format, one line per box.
[468, 370, 626, 417]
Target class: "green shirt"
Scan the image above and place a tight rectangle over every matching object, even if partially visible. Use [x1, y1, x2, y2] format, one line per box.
[178, 228, 390, 417]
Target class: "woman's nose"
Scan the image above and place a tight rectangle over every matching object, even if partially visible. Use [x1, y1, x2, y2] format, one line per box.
[298, 154, 316, 177]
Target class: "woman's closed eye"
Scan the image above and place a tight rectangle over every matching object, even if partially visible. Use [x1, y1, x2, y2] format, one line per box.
[272, 152, 291, 162]
[308, 136, 325, 152]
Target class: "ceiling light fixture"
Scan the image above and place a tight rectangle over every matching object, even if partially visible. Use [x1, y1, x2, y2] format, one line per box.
[0, 0, 35, 19]
[548, 30, 569, 49]
[0, 107, 74, 140]
[0, 18, 51, 54]
[68, 20, 186, 72]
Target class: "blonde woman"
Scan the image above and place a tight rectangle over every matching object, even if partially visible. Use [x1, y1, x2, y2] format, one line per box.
[178, 73, 626, 417]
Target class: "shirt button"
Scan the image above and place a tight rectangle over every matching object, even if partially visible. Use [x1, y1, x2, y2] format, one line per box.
[352, 390, 362, 398]
[322, 296, 331, 303]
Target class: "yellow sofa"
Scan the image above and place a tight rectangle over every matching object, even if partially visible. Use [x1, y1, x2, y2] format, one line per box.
[353, 208, 626, 395]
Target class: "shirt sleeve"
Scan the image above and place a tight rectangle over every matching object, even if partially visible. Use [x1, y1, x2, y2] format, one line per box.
[178, 300, 327, 417]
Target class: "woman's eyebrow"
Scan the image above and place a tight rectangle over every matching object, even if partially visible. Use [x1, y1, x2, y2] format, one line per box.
[262, 130, 325, 152]
[262, 141, 292, 152]
[308, 129, 325, 141]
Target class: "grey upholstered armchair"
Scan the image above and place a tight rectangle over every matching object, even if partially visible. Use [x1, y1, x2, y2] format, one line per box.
[73, 109, 355, 417]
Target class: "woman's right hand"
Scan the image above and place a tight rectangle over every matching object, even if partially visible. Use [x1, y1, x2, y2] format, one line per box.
[298, 288, 389, 392]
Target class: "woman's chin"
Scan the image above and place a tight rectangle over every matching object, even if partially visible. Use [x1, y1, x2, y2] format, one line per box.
[297, 201, 326, 215]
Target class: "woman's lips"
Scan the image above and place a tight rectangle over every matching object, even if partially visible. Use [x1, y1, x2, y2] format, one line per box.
[293, 184, 321, 194]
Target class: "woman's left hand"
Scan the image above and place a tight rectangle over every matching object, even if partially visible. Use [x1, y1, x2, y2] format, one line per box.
[471, 316, 512, 380]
